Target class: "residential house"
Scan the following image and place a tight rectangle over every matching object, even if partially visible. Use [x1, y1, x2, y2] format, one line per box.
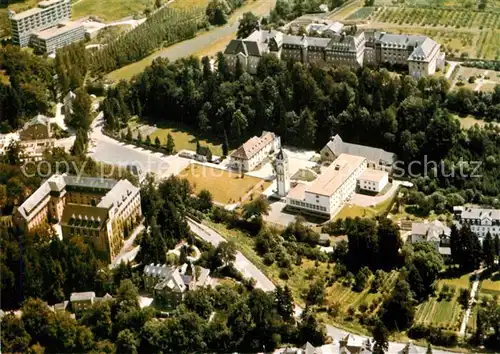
[70, 291, 95, 311]
[143, 263, 211, 309]
[409, 220, 451, 257]
[230, 131, 281, 172]
[339, 334, 373, 354]
[321, 134, 395, 171]
[19, 114, 52, 141]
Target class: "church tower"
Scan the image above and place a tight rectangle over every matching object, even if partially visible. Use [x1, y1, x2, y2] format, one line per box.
[275, 148, 290, 197]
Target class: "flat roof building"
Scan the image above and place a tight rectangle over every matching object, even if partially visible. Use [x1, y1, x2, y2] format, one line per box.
[287, 153, 367, 218]
[9, 0, 71, 47]
[31, 20, 85, 54]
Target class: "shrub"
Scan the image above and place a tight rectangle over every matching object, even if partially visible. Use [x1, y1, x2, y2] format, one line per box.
[263, 253, 275, 266]
[279, 269, 290, 280]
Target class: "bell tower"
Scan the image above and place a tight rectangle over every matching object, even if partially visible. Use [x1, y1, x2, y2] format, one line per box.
[275, 148, 290, 197]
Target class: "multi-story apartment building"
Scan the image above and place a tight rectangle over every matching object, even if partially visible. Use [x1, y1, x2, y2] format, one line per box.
[31, 20, 85, 54]
[454, 206, 500, 241]
[224, 28, 445, 78]
[9, 0, 71, 47]
[13, 174, 142, 263]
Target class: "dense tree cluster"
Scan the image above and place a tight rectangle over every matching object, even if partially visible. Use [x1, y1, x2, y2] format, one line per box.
[0, 45, 55, 132]
[329, 217, 402, 272]
[1, 228, 103, 310]
[54, 42, 89, 94]
[206, 0, 245, 25]
[1, 280, 326, 353]
[91, 7, 206, 74]
[268, 0, 347, 25]
[446, 85, 500, 121]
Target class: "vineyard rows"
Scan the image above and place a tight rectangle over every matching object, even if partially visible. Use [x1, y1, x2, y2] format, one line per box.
[373, 7, 500, 29]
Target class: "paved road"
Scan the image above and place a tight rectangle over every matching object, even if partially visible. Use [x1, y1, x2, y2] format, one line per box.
[154, 22, 239, 61]
[459, 268, 484, 336]
[110, 224, 145, 268]
[187, 218, 276, 291]
[88, 113, 190, 178]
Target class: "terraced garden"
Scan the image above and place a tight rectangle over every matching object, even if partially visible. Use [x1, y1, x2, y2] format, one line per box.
[414, 272, 472, 331]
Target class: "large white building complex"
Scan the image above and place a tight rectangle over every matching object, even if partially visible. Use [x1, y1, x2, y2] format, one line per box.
[8, 0, 85, 54]
[9, 0, 71, 47]
[454, 206, 500, 241]
[224, 26, 445, 78]
[285, 154, 367, 218]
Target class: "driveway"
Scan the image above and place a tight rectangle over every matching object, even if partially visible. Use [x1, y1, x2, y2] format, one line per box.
[110, 224, 144, 268]
[350, 181, 401, 208]
[187, 218, 275, 291]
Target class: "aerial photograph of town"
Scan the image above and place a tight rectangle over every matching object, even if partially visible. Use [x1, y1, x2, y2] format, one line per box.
[0, 0, 499, 352]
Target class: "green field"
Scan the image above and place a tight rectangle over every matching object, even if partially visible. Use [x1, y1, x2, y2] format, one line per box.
[72, 0, 151, 22]
[182, 165, 270, 204]
[333, 0, 500, 60]
[149, 124, 224, 157]
[415, 272, 472, 331]
[345, 6, 376, 20]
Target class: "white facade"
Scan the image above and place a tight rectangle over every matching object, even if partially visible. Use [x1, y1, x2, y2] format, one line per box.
[230, 131, 281, 172]
[455, 206, 500, 241]
[287, 154, 367, 218]
[275, 149, 290, 197]
[357, 169, 388, 193]
[9, 0, 71, 47]
[31, 21, 85, 54]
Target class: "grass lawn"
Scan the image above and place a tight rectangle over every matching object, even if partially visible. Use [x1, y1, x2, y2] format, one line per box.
[479, 271, 500, 298]
[169, 0, 210, 10]
[334, 193, 396, 221]
[181, 165, 269, 204]
[72, 0, 150, 22]
[453, 114, 500, 129]
[148, 121, 224, 156]
[329, 0, 362, 20]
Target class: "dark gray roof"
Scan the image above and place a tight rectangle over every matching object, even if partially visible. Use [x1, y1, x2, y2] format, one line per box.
[408, 37, 438, 62]
[243, 40, 261, 56]
[283, 34, 306, 47]
[307, 37, 331, 48]
[325, 134, 395, 165]
[461, 207, 500, 220]
[223, 39, 248, 56]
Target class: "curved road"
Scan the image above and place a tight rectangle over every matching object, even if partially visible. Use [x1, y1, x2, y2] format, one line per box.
[187, 217, 455, 354]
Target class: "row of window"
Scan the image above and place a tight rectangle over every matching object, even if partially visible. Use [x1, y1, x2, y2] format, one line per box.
[289, 199, 327, 212]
